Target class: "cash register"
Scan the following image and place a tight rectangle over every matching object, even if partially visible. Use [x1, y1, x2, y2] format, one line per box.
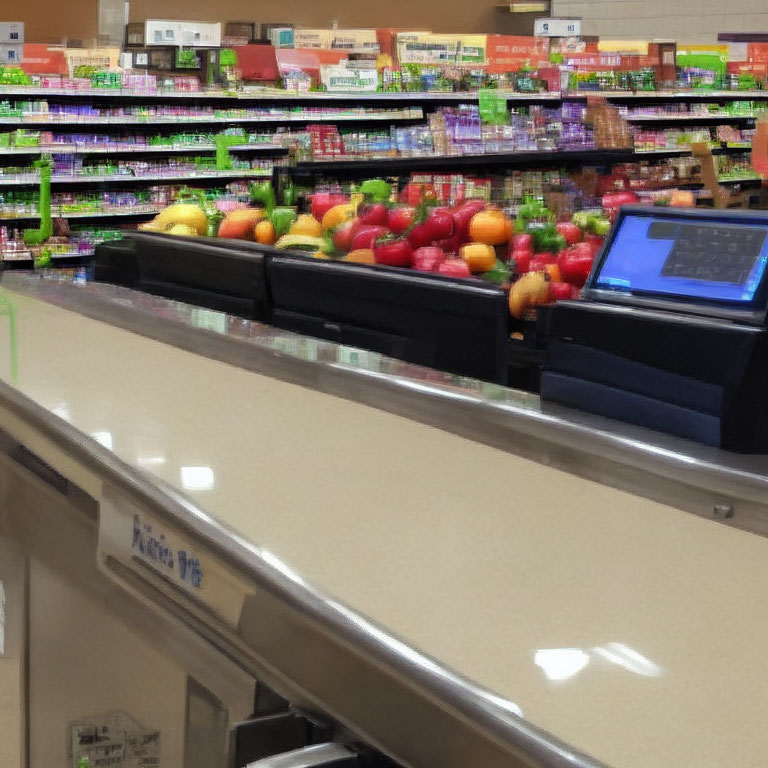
[541, 205, 768, 451]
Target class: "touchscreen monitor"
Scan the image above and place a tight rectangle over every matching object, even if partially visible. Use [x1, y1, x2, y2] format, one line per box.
[591, 209, 768, 306]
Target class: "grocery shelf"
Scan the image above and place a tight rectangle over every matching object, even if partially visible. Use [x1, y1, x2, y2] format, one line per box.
[0, 112, 425, 128]
[0, 170, 272, 187]
[288, 147, 720, 176]
[625, 113, 756, 123]
[571, 90, 768, 101]
[0, 86, 559, 103]
[4, 86, 768, 103]
[635, 146, 750, 157]
[0, 207, 162, 221]
[0, 144, 289, 156]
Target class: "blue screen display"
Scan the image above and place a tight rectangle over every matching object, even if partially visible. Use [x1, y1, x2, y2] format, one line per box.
[595, 214, 768, 304]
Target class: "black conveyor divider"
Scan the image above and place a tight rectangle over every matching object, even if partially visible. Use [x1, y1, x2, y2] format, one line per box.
[94, 233, 510, 385]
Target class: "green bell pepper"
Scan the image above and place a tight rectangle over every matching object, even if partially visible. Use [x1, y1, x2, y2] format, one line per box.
[270, 206, 297, 238]
[358, 178, 392, 203]
[249, 180, 277, 213]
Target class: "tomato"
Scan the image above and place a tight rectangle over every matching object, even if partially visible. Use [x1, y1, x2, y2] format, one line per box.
[558, 245, 595, 287]
[602, 191, 639, 210]
[387, 206, 416, 234]
[452, 200, 486, 244]
[510, 249, 533, 275]
[436, 233, 462, 255]
[438, 258, 472, 278]
[412, 246, 446, 272]
[358, 202, 389, 227]
[425, 207, 454, 240]
[407, 222, 435, 250]
[511, 233, 534, 252]
[556, 222, 582, 246]
[333, 218, 360, 252]
[583, 234, 605, 254]
[374, 237, 413, 268]
[350, 225, 390, 251]
[469, 208, 511, 246]
[550, 281, 573, 301]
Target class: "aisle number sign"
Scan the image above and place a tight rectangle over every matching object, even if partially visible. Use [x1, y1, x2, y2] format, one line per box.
[534, 19, 581, 38]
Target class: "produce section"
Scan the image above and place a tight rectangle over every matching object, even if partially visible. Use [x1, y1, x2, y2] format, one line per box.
[3, 28, 768, 388]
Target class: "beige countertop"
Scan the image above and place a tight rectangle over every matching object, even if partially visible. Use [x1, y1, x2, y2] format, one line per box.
[1, 281, 768, 768]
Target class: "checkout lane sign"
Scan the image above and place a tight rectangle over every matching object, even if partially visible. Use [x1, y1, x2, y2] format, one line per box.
[97, 485, 253, 629]
[534, 18, 582, 37]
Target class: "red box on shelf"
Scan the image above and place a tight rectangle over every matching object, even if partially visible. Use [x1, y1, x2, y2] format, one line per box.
[232, 44, 279, 81]
[19, 44, 67, 75]
[486, 35, 549, 73]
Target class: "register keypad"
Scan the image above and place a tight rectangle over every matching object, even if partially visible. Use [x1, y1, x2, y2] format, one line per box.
[660, 224, 766, 284]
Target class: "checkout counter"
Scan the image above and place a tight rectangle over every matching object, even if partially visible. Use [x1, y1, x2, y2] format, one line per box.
[2, 250, 768, 768]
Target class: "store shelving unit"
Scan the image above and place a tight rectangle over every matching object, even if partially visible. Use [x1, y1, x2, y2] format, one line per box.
[1, 86, 766, 230]
[0, 169, 273, 186]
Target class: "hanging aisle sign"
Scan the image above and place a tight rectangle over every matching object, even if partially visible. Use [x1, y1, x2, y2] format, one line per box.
[534, 18, 582, 37]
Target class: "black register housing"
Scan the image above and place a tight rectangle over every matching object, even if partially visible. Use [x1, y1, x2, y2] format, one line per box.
[541, 205, 768, 451]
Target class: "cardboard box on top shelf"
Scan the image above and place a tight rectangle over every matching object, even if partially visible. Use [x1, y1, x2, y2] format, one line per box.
[320, 63, 379, 91]
[293, 29, 333, 49]
[275, 48, 348, 83]
[232, 44, 280, 81]
[143, 20, 221, 48]
[330, 29, 380, 54]
[124, 22, 145, 47]
[396, 32, 462, 65]
[376, 29, 431, 66]
[225, 22, 257, 41]
[261, 24, 293, 47]
[62, 47, 121, 77]
[19, 44, 67, 75]
[485, 35, 549, 73]
[649, 41, 676, 88]
[0, 23, 24, 44]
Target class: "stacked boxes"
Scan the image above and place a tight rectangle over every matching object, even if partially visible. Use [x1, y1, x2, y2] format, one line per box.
[0, 22, 24, 66]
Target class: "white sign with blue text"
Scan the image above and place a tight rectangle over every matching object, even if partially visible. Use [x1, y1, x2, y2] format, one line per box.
[97, 485, 253, 629]
[534, 18, 582, 37]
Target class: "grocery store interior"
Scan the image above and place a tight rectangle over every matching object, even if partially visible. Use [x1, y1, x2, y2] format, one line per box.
[4, 3, 768, 768]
